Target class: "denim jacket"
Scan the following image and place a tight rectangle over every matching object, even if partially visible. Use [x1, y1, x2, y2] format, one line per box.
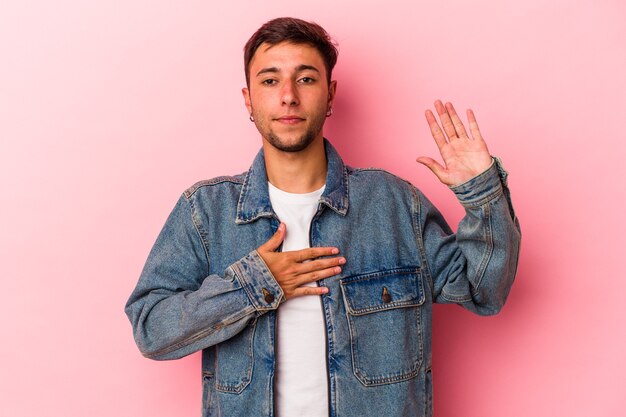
[125, 139, 521, 417]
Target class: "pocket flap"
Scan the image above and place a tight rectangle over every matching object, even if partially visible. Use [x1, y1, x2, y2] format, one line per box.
[341, 267, 424, 315]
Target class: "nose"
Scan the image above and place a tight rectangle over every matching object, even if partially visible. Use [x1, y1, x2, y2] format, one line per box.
[280, 80, 299, 106]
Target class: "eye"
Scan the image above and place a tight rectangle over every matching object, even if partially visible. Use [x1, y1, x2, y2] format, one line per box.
[298, 77, 315, 84]
[262, 79, 277, 86]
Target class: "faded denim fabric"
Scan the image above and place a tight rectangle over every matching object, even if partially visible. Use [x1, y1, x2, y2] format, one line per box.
[125, 139, 521, 417]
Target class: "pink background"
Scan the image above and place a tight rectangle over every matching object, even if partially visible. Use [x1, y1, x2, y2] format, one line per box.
[1, 1, 625, 416]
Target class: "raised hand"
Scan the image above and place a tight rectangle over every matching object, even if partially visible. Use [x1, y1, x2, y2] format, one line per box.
[417, 100, 493, 187]
[257, 223, 345, 300]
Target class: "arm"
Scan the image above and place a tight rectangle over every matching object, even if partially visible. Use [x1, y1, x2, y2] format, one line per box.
[124, 196, 280, 360]
[416, 100, 521, 314]
[125, 196, 342, 360]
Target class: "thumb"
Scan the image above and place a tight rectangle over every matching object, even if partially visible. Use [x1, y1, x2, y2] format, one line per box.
[416, 157, 448, 183]
[259, 223, 286, 253]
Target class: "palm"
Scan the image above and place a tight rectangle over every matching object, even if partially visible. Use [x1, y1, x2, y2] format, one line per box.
[417, 100, 493, 186]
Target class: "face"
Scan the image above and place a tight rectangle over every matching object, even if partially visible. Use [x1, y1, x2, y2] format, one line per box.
[242, 42, 336, 153]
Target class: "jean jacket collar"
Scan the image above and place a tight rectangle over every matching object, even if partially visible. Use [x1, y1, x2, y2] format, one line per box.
[236, 139, 349, 224]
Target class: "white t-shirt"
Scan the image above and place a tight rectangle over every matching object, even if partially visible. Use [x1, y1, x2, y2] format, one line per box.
[268, 182, 328, 417]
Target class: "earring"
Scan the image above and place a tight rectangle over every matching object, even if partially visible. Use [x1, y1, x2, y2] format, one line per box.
[326, 108, 333, 117]
[249, 115, 254, 122]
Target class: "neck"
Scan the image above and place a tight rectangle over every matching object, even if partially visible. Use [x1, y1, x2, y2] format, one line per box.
[263, 136, 327, 193]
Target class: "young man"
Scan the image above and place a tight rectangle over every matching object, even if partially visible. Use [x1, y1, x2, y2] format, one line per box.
[126, 17, 521, 417]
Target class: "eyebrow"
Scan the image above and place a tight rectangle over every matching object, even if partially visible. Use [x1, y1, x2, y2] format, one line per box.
[256, 64, 321, 77]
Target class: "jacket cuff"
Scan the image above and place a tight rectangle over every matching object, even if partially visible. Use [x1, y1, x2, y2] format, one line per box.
[450, 157, 508, 208]
[229, 250, 284, 312]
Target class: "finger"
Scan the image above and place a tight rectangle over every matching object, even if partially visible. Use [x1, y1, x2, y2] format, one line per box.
[290, 285, 329, 298]
[293, 246, 340, 263]
[445, 102, 468, 138]
[434, 99, 458, 140]
[425, 110, 447, 149]
[416, 157, 449, 184]
[467, 109, 483, 140]
[258, 223, 285, 253]
[297, 265, 342, 286]
[297, 256, 346, 275]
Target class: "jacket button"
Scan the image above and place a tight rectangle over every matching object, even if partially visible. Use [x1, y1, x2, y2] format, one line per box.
[382, 287, 392, 303]
[262, 288, 275, 304]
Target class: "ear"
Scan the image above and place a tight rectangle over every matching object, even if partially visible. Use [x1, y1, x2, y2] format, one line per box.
[327, 80, 337, 109]
[241, 87, 252, 115]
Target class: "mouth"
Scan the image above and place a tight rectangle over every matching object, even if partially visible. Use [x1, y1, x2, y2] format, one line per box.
[275, 116, 305, 125]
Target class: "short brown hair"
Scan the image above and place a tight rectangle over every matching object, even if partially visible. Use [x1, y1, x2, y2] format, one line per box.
[243, 17, 338, 86]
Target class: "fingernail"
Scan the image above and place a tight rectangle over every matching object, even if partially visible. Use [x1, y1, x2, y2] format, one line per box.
[320, 287, 329, 294]
[339, 257, 346, 265]
[335, 267, 342, 273]
[331, 248, 339, 254]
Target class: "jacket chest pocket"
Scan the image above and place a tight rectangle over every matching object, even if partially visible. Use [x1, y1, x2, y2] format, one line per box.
[341, 268, 425, 386]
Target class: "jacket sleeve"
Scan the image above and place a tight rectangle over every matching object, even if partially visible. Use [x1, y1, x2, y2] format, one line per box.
[418, 158, 521, 315]
[124, 195, 284, 360]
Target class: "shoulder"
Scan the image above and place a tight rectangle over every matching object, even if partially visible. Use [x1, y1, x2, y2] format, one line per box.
[345, 166, 423, 209]
[347, 166, 416, 193]
[182, 172, 246, 199]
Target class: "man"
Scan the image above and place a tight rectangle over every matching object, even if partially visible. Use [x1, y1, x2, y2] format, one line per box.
[125, 17, 520, 417]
